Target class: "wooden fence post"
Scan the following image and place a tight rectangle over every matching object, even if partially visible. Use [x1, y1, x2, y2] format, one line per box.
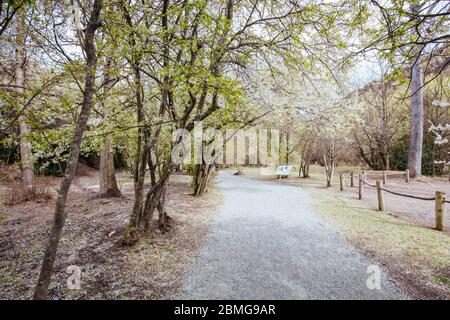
[339, 174, 344, 191]
[358, 174, 363, 200]
[435, 191, 446, 231]
[405, 169, 410, 183]
[350, 172, 354, 187]
[382, 171, 387, 185]
[376, 181, 384, 211]
[362, 170, 367, 181]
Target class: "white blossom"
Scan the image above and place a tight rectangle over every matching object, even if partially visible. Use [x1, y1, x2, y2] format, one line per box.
[432, 100, 450, 108]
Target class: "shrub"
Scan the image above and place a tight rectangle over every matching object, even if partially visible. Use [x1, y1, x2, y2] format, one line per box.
[4, 178, 53, 206]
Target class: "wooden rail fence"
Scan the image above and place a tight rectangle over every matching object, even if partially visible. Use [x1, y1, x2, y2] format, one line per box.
[336, 170, 446, 232]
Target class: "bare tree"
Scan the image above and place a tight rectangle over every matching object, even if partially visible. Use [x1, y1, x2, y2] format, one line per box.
[299, 131, 315, 178]
[351, 62, 407, 170]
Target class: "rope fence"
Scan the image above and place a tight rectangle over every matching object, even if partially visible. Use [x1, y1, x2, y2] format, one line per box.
[362, 179, 436, 201]
[335, 170, 447, 232]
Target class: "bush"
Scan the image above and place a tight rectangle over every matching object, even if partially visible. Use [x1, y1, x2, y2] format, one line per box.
[391, 134, 441, 176]
[4, 178, 53, 206]
[390, 136, 409, 171]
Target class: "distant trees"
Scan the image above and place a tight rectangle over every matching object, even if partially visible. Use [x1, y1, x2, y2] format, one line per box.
[313, 111, 354, 187]
[351, 63, 408, 170]
[113, 0, 365, 237]
[298, 130, 314, 178]
[285, 83, 359, 187]
[361, 0, 450, 178]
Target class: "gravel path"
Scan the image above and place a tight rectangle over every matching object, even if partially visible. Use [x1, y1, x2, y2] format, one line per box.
[179, 172, 406, 299]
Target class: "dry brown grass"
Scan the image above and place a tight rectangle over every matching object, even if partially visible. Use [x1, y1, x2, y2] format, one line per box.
[0, 171, 221, 299]
[3, 178, 53, 206]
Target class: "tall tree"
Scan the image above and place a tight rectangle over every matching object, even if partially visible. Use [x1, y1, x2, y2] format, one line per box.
[358, 1, 450, 177]
[33, 0, 103, 300]
[407, 3, 425, 178]
[15, 9, 35, 192]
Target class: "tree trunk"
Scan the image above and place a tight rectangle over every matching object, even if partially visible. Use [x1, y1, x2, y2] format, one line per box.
[157, 184, 168, 231]
[128, 143, 149, 230]
[279, 131, 284, 165]
[285, 130, 289, 165]
[324, 154, 334, 187]
[303, 162, 310, 178]
[385, 151, 390, 171]
[33, 0, 103, 300]
[15, 12, 35, 192]
[142, 170, 170, 231]
[299, 161, 303, 178]
[193, 163, 212, 196]
[326, 167, 333, 187]
[120, 0, 147, 236]
[143, 185, 163, 230]
[99, 58, 121, 197]
[99, 138, 121, 197]
[407, 4, 424, 178]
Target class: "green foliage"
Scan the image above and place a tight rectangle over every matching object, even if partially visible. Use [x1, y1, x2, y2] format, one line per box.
[422, 137, 436, 176]
[0, 137, 18, 164]
[390, 135, 409, 171]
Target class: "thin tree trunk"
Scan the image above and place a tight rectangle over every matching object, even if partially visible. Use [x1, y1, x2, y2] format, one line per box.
[285, 131, 289, 165]
[120, 0, 146, 233]
[129, 143, 148, 229]
[15, 11, 35, 192]
[142, 169, 171, 231]
[139, 0, 171, 231]
[157, 184, 168, 231]
[33, 0, 103, 300]
[326, 164, 334, 187]
[385, 150, 390, 171]
[326, 168, 332, 187]
[407, 4, 424, 178]
[303, 162, 310, 178]
[193, 163, 212, 196]
[324, 153, 334, 187]
[299, 161, 303, 178]
[148, 152, 156, 186]
[279, 131, 284, 165]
